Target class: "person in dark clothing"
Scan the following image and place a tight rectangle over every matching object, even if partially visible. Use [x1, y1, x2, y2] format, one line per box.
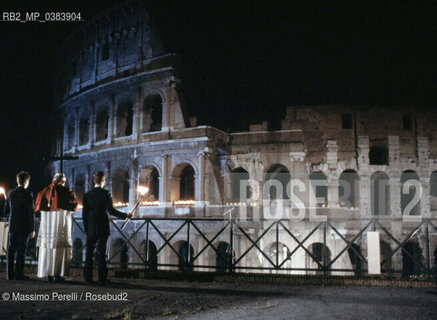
[83, 171, 132, 285]
[4, 171, 35, 280]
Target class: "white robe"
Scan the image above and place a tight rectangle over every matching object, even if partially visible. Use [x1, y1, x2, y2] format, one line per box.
[0, 221, 8, 256]
[37, 210, 72, 278]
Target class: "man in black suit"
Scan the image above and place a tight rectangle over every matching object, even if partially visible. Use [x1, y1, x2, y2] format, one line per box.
[4, 171, 35, 280]
[83, 171, 132, 285]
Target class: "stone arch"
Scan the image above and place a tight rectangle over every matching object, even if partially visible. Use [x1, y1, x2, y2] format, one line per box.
[306, 242, 331, 274]
[171, 163, 196, 202]
[401, 170, 421, 216]
[264, 242, 291, 270]
[79, 109, 90, 146]
[230, 167, 251, 201]
[347, 243, 363, 276]
[111, 238, 129, 269]
[95, 103, 109, 141]
[402, 241, 423, 276]
[309, 171, 328, 206]
[264, 164, 291, 201]
[142, 93, 163, 132]
[216, 241, 233, 273]
[72, 238, 83, 266]
[339, 169, 360, 208]
[112, 168, 130, 204]
[139, 165, 160, 201]
[66, 115, 75, 149]
[170, 240, 194, 272]
[116, 100, 133, 137]
[141, 240, 158, 271]
[431, 171, 437, 212]
[380, 240, 392, 273]
[139, 161, 162, 177]
[74, 173, 86, 205]
[370, 171, 390, 215]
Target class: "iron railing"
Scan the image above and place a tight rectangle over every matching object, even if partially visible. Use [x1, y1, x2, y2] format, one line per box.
[1, 216, 436, 277]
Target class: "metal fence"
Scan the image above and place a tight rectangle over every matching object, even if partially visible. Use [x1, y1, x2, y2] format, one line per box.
[73, 216, 437, 278]
[1, 216, 437, 278]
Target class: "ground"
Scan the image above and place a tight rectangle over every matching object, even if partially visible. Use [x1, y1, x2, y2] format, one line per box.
[0, 274, 436, 320]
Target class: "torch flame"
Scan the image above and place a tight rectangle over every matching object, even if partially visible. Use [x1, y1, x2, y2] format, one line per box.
[0, 187, 5, 197]
[138, 186, 149, 196]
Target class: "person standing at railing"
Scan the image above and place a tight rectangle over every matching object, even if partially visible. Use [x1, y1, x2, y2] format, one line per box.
[82, 171, 132, 285]
[4, 171, 35, 280]
[34, 173, 78, 282]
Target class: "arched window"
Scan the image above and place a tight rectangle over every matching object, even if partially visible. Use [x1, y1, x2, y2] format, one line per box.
[139, 166, 160, 201]
[74, 174, 86, 205]
[171, 164, 195, 202]
[306, 242, 331, 274]
[265, 164, 291, 200]
[370, 172, 390, 215]
[231, 167, 250, 201]
[380, 240, 392, 273]
[401, 170, 421, 216]
[216, 242, 233, 273]
[66, 116, 75, 149]
[430, 171, 437, 212]
[347, 243, 363, 276]
[111, 238, 129, 269]
[309, 172, 328, 206]
[95, 105, 109, 141]
[79, 111, 90, 146]
[72, 238, 83, 266]
[143, 94, 163, 132]
[142, 240, 158, 271]
[116, 101, 133, 137]
[402, 241, 422, 276]
[265, 242, 291, 269]
[339, 170, 360, 208]
[178, 241, 194, 272]
[112, 169, 130, 204]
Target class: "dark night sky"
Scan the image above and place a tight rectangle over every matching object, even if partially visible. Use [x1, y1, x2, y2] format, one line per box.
[0, 0, 436, 193]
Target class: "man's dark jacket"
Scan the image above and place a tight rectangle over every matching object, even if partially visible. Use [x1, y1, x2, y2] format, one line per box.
[4, 186, 34, 235]
[82, 187, 127, 238]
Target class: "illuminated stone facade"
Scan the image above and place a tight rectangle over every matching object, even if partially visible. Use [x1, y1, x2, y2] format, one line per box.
[57, 0, 437, 275]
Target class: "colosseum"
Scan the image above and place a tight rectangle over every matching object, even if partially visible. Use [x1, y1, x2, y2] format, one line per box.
[53, 0, 437, 276]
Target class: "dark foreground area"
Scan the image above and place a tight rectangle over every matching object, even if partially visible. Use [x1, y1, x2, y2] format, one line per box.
[0, 274, 436, 320]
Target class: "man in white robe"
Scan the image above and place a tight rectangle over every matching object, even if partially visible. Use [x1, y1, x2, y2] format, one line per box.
[35, 173, 78, 282]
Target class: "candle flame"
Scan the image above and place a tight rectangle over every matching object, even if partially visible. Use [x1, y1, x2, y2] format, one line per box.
[0, 187, 5, 196]
[174, 200, 195, 207]
[140, 201, 160, 206]
[138, 186, 149, 196]
[114, 202, 129, 208]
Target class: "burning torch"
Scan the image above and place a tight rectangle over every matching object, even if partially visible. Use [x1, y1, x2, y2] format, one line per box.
[120, 185, 149, 230]
[0, 187, 6, 199]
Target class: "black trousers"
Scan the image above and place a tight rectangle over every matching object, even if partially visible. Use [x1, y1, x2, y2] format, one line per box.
[7, 232, 29, 279]
[84, 236, 108, 282]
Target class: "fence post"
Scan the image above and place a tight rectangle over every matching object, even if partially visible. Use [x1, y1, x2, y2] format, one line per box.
[323, 221, 328, 276]
[145, 219, 150, 270]
[276, 221, 279, 269]
[425, 219, 431, 279]
[229, 219, 234, 274]
[187, 220, 191, 269]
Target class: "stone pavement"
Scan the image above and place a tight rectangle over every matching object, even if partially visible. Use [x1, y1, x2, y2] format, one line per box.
[0, 274, 436, 320]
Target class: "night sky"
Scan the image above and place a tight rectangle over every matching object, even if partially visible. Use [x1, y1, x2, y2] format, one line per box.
[0, 0, 436, 194]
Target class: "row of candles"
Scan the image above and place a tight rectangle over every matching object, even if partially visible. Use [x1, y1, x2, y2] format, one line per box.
[2, 185, 359, 210]
[113, 199, 196, 208]
[225, 201, 359, 209]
